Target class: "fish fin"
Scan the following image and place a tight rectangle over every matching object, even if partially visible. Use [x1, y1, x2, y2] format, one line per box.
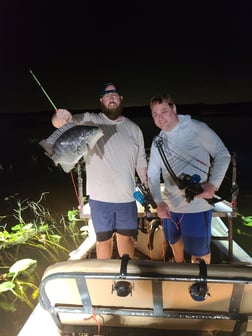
[43, 121, 78, 145]
[39, 139, 54, 156]
[86, 128, 104, 149]
[83, 150, 90, 164]
[59, 162, 77, 173]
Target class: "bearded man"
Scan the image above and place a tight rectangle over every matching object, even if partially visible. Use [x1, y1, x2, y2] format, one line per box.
[52, 83, 148, 259]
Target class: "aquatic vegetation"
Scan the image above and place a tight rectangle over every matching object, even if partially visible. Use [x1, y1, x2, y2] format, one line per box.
[241, 215, 252, 227]
[236, 228, 252, 237]
[9, 259, 37, 280]
[0, 193, 88, 311]
[0, 193, 85, 257]
[0, 258, 38, 311]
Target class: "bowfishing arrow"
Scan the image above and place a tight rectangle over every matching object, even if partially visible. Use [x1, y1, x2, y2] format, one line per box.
[29, 69, 57, 110]
[29, 69, 85, 218]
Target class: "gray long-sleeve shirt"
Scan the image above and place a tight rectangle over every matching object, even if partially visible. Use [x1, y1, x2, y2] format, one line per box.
[148, 115, 231, 213]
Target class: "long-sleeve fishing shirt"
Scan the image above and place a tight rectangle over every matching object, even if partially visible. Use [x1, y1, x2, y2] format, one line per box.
[148, 114, 231, 213]
[73, 112, 147, 203]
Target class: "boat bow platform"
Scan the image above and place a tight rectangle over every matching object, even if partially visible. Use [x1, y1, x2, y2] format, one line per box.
[21, 256, 252, 336]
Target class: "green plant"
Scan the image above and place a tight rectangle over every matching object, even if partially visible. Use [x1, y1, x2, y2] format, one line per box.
[0, 258, 38, 311]
[0, 193, 89, 311]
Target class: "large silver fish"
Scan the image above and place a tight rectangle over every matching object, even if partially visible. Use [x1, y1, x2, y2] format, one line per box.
[39, 121, 104, 173]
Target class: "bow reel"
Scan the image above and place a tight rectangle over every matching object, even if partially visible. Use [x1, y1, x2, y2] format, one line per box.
[177, 173, 203, 203]
[134, 178, 157, 213]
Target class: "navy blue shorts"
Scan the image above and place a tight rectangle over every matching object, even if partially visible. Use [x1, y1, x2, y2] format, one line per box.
[88, 199, 138, 242]
[162, 210, 212, 256]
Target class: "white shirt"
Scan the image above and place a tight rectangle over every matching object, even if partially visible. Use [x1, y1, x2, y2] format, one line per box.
[73, 112, 147, 202]
[148, 115, 231, 212]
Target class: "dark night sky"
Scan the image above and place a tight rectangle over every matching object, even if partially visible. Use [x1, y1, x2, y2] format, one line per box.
[1, 1, 252, 114]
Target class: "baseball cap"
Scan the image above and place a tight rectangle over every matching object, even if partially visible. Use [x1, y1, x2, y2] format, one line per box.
[99, 82, 120, 97]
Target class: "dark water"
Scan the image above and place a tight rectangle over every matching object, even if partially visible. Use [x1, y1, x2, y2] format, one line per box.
[0, 105, 252, 335]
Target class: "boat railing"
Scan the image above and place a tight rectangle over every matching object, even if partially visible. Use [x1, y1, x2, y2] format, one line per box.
[39, 256, 252, 335]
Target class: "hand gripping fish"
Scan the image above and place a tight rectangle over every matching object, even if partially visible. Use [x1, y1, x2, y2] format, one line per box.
[39, 122, 104, 173]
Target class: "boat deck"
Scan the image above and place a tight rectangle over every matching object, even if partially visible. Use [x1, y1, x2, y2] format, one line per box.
[20, 257, 252, 336]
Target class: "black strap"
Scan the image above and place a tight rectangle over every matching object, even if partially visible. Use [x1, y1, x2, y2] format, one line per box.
[154, 136, 220, 204]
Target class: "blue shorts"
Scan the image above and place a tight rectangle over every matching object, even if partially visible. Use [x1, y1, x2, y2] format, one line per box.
[88, 199, 138, 242]
[162, 210, 212, 256]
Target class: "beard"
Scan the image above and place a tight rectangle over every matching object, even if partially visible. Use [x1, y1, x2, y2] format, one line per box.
[100, 101, 123, 120]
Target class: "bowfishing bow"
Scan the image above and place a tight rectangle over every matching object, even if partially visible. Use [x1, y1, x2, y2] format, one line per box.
[154, 136, 221, 204]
